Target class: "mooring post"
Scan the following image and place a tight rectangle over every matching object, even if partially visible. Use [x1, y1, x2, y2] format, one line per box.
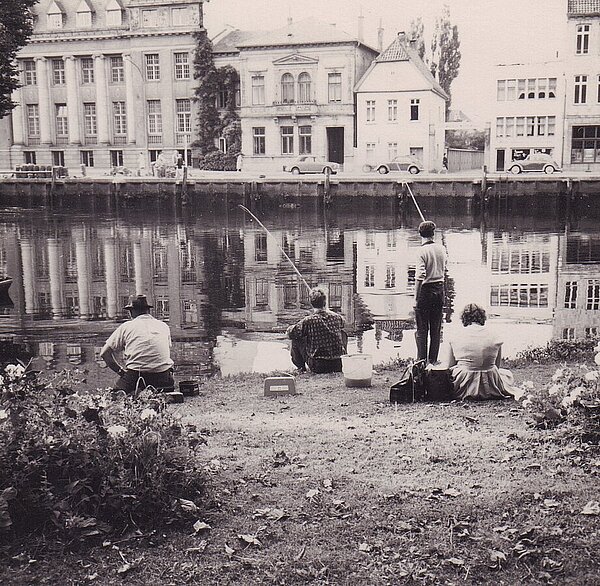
[324, 167, 331, 205]
[181, 166, 189, 205]
[481, 164, 487, 196]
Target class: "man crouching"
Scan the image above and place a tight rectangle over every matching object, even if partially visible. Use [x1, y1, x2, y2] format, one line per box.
[287, 287, 347, 374]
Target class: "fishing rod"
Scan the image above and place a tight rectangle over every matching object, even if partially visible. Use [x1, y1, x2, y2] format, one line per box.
[403, 182, 426, 223]
[238, 205, 312, 293]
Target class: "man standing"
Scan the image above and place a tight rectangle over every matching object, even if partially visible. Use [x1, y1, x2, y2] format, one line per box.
[414, 221, 447, 364]
[287, 287, 347, 374]
[100, 294, 175, 394]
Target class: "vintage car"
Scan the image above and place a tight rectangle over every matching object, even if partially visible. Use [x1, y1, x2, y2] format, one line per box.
[283, 156, 340, 175]
[508, 153, 562, 174]
[369, 156, 423, 175]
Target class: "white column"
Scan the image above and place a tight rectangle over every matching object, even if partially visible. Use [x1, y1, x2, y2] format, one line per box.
[47, 238, 62, 319]
[35, 57, 52, 144]
[64, 55, 81, 145]
[11, 88, 24, 145]
[75, 236, 91, 319]
[104, 238, 118, 319]
[123, 53, 137, 144]
[133, 242, 143, 294]
[93, 54, 109, 144]
[19, 240, 35, 313]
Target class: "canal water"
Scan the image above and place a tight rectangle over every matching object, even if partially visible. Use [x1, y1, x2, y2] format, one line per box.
[0, 195, 598, 387]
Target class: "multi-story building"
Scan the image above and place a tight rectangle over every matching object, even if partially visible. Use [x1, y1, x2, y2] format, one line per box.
[212, 18, 378, 173]
[489, 62, 565, 172]
[0, 0, 204, 171]
[564, 0, 600, 171]
[355, 33, 448, 172]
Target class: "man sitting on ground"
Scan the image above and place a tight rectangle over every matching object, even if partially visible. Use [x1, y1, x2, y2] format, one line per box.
[287, 287, 347, 374]
[100, 294, 175, 395]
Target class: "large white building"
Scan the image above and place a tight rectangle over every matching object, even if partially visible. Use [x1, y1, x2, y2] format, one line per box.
[355, 33, 448, 173]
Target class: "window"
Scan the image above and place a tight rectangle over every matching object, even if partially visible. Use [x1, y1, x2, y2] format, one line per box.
[366, 100, 375, 122]
[505, 117, 515, 137]
[496, 117, 504, 137]
[22, 60, 36, 85]
[506, 79, 517, 101]
[490, 284, 548, 307]
[328, 72, 342, 102]
[253, 127, 265, 155]
[147, 100, 162, 135]
[52, 151, 65, 166]
[526, 116, 535, 136]
[364, 265, 375, 288]
[516, 116, 525, 136]
[298, 72, 311, 103]
[388, 142, 398, 160]
[251, 75, 265, 105]
[385, 265, 396, 289]
[216, 88, 227, 109]
[299, 125, 312, 154]
[48, 12, 63, 30]
[26, 104, 40, 138]
[175, 99, 191, 133]
[575, 75, 587, 104]
[518, 78, 526, 99]
[55, 104, 68, 138]
[52, 59, 65, 85]
[81, 58, 94, 84]
[497, 80, 506, 101]
[218, 137, 227, 153]
[366, 142, 376, 161]
[255, 279, 269, 308]
[23, 151, 36, 164]
[571, 125, 600, 163]
[281, 73, 294, 104]
[110, 56, 124, 83]
[155, 298, 170, 320]
[576, 24, 590, 54]
[174, 52, 190, 80]
[76, 8, 92, 28]
[106, 5, 122, 27]
[586, 327, 599, 338]
[598, 75, 600, 103]
[537, 77, 547, 99]
[142, 9, 158, 27]
[565, 281, 578, 308]
[587, 279, 600, 310]
[255, 234, 267, 262]
[81, 150, 94, 167]
[172, 6, 190, 26]
[388, 99, 397, 122]
[145, 54, 160, 81]
[113, 101, 126, 136]
[548, 117, 556, 136]
[110, 150, 124, 167]
[527, 78, 536, 99]
[83, 103, 97, 137]
[549, 78, 557, 98]
[281, 126, 294, 154]
[563, 327, 575, 341]
[410, 98, 420, 120]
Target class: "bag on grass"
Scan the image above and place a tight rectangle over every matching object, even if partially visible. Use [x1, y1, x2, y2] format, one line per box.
[390, 360, 427, 403]
[423, 366, 454, 401]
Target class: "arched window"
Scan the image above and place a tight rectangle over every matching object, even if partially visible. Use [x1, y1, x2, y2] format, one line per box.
[298, 72, 311, 103]
[281, 73, 294, 104]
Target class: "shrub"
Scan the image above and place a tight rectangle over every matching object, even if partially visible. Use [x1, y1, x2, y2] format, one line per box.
[0, 365, 207, 542]
[510, 338, 598, 366]
[197, 150, 237, 171]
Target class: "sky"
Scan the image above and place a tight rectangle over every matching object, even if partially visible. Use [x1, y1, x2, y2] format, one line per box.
[203, 0, 568, 125]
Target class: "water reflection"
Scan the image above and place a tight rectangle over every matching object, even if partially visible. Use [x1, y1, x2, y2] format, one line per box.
[0, 197, 599, 383]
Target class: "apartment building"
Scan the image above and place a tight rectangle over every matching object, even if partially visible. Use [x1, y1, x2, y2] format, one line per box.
[0, 0, 204, 170]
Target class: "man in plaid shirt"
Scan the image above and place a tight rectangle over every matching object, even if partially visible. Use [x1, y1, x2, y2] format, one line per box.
[287, 287, 347, 373]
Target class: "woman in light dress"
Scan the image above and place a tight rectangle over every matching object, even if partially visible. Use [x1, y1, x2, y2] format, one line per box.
[446, 303, 516, 400]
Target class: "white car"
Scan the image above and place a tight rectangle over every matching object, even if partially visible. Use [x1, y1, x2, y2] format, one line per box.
[508, 153, 562, 174]
[283, 156, 340, 175]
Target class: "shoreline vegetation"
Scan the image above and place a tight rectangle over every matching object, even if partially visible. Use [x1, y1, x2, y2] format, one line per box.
[1, 343, 599, 585]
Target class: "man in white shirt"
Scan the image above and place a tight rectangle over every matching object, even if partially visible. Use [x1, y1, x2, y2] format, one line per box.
[100, 294, 174, 395]
[414, 221, 447, 363]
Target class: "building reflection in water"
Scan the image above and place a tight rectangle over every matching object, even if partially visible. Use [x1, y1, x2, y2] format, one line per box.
[1, 202, 600, 380]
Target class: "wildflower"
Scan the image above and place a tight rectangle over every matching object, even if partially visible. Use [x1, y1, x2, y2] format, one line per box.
[595, 352, 600, 366]
[0, 374, 4, 387]
[522, 399, 533, 408]
[0, 409, 8, 421]
[584, 371, 599, 382]
[548, 384, 562, 396]
[561, 395, 575, 409]
[140, 408, 156, 421]
[106, 424, 128, 438]
[4, 364, 25, 382]
[521, 380, 535, 390]
[551, 368, 564, 382]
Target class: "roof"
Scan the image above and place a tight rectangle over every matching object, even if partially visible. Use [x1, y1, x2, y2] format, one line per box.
[358, 34, 448, 100]
[212, 29, 262, 54]
[235, 17, 376, 51]
[568, 0, 600, 14]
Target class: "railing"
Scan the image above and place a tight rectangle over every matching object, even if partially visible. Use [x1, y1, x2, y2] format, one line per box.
[84, 136, 97, 145]
[148, 135, 162, 145]
[176, 133, 191, 146]
[56, 136, 68, 145]
[27, 137, 40, 146]
[113, 135, 127, 145]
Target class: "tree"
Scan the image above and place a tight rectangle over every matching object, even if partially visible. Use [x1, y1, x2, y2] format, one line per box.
[409, 4, 461, 111]
[0, 0, 36, 119]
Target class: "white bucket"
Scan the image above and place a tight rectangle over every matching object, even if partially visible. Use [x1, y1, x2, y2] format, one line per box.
[341, 354, 373, 387]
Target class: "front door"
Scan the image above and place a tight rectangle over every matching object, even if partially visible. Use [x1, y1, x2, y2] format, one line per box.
[326, 127, 345, 165]
[496, 149, 505, 172]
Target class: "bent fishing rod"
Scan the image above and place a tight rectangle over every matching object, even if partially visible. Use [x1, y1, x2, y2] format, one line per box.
[239, 205, 312, 293]
[403, 182, 426, 223]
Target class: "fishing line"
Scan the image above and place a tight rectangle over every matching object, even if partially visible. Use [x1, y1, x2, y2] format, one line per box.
[403, 182, 426, 223]
[239, 205, 312, 293]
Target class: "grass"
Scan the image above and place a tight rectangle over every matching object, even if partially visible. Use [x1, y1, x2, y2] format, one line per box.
[1, 362, 598, 585]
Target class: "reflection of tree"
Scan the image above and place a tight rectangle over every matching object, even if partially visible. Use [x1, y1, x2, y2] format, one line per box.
[353, 293, 374, 333]
[443, 269, 455, 323]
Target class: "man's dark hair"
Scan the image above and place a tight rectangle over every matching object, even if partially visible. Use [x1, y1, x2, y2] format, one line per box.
[418, 221, 436, 239]
[309, 287, 327, 309]
[461, 303, 487, 326]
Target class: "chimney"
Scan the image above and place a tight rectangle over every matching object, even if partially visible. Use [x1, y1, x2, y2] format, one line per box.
[357, 7, 364, 43]
[377, 18, 384, 52]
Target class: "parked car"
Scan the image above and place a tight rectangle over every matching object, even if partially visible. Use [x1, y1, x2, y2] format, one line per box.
[369, 156, 423, 175]
[283, 156, 340, 175]
[508, 153, 562, 174]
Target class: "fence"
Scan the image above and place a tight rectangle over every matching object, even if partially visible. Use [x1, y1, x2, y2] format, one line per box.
[447, 148, 484, 172]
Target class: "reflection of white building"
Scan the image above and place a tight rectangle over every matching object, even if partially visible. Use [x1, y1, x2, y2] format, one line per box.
[490, 61, 565, 172]
[553, 232, 600, 340]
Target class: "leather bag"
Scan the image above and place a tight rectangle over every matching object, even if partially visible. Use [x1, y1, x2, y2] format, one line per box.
[390, 360, 427, 403]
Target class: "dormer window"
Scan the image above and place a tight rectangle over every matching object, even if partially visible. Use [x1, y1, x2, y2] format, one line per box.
[106, 0, 123, 27]
[47, 1, 65, 30]
[76, 0, 94, 28]
[142, 9, 158, 28]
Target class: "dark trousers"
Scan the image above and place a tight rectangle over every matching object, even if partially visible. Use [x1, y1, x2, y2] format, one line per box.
[415, 282, 444, 363]
[290, 337, 344, 374]
[114, 368, 175, 395]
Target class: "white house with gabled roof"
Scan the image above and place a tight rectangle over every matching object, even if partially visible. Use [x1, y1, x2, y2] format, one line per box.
[355, 32, 448, 173]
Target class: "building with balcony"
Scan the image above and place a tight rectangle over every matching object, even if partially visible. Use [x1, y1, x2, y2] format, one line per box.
[564, 0, 600, 171]
[355, 32, 448, 173]
[489, 61, 566, 172]
[0, 0, 204, 171]
[212, 18, 378, 173]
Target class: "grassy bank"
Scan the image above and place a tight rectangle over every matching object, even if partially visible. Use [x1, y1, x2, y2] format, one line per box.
[1, 363, 598, 585]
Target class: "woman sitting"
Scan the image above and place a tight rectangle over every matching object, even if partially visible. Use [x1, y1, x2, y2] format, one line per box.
[446, 303, 516, 400]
